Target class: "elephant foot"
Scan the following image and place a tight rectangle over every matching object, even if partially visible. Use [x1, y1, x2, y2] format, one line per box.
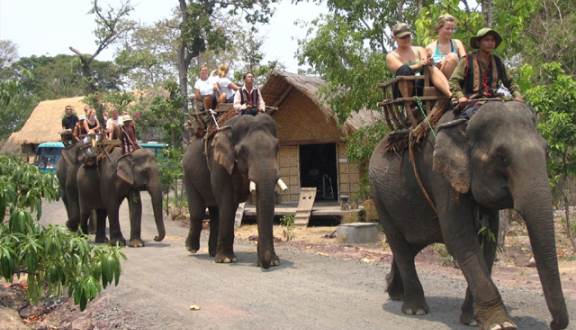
[109, 237, 126, 247]
[257, 254, 280, 269]
[402, 299, 429, 316]
[386, 271, 404, 301]
[185, 233, 200, 254]
[477, 305, 516, 330]
[95, 236, 109, 244]
[128, 238, 145, 248]
[215, 253, 237, 263]
[460, 309, 478, 327]
[208, 246, 217, 257]
[66, 221, 79, 232]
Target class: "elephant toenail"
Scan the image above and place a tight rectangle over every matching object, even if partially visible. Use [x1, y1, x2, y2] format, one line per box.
[502, 322, 517, 329]
[469, 320, 478, 326]
[489, 325, 501, 330]
[415, 309, 426, 315]
[405, 308, 413, 315]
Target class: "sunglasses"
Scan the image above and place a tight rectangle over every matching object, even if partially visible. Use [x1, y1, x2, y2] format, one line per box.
[398, 34, 412, 40]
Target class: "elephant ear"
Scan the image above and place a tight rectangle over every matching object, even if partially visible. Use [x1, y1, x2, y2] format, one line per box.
[212, 130, 235, 175]
[432, 119, 471, 194]
[117, 156, 135, 185]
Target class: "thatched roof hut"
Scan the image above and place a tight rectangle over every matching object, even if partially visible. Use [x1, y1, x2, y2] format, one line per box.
[260, 71, 381, 203]
[1, 96, 87, 154]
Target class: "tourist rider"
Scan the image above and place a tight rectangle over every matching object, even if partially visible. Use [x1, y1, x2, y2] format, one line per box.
[106, 109, 122, 139]
[449, 28, 523, 118]
[233, 72, 266, 115]
[426, 14, 466, 78]
[194, 64, 218, 111]
[72, 114, 88, 143]
[61, 105, 79, 130]
[216, 63, 239, 104]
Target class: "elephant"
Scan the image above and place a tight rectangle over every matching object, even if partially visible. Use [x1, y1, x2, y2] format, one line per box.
[369, 101, 568, 330]
[76, 146, 166, 247]
[183, 113, 282, 268]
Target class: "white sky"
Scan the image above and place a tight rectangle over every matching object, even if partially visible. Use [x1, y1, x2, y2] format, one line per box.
[0, 0, 326, 72]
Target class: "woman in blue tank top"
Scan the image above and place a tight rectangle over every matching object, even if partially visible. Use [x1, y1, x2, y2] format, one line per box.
[426, 14, 467, 78]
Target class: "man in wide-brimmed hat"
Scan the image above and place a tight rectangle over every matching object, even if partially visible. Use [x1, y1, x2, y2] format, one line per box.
[449, 28, 522, 107]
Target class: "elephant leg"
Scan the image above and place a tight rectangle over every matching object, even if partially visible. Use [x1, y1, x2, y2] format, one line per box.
[107, 199, 126, 247]
[65, 192, 80, 232]
[440, 206, 514, 330]
[388, 237, 428, 315]
[215, 201, 237, 264]
[94, 208, 108, 244]
[460, 209, 500, 327]
[127, 191, 144, 248]
[208, 207, 219, 257]
[79, 209, 91, 236]
[88, 210, 97, 234]
[185, 187, 205, 254]
[386, 257, 404, 301]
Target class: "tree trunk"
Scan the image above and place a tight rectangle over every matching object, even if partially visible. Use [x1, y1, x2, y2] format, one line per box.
[482, 0, 494, 26]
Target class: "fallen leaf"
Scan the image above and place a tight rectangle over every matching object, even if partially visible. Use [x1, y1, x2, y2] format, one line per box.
[189, 305, 201, 311]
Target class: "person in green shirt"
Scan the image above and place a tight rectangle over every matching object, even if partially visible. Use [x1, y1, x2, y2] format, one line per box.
[449, 28, 523, 108]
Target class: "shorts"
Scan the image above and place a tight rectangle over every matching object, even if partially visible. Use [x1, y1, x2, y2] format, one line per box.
[392, 65, 424, 98]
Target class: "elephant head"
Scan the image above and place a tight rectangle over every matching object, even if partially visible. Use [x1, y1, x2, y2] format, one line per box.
[212, 114, 280, 268]
[117, 149, 166, 242]
[432, 101, 568, 329]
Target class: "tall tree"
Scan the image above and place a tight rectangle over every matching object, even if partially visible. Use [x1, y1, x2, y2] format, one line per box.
[175, 0, 278, 113]
[70, 0, 134, 93]
[0, 40, 18, 69]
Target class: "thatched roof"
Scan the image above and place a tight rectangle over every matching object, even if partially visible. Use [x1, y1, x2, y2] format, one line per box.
[261, 71, 382, 136]
[1, 96, 87, 153]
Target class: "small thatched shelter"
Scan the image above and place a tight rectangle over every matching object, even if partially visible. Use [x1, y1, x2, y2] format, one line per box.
[1, 96, 87, 156]
[261, 71, 382, 203]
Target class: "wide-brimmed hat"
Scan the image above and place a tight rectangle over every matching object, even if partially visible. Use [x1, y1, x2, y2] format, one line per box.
[392, 22, 412, 38]
[122, 115, 133, 123]
[470, 28, 502, 49]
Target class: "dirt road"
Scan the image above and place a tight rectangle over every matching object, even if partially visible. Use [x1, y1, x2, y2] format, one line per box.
[39, 198, 575, 330]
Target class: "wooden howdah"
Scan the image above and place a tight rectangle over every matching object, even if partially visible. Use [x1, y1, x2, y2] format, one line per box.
[378, 66, 447, 131]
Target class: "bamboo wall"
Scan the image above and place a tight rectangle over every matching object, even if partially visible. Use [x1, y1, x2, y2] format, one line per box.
[276, 143, 361, 203]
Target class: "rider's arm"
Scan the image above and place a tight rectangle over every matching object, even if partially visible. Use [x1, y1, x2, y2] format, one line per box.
[233, 90, 242, 112]
[449, 58, 467, 101]
[257, 89, 266, 112]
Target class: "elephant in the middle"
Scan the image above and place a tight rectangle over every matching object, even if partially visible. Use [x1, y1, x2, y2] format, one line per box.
[76, 146, 166, 247]
[183, 113, 282, 268]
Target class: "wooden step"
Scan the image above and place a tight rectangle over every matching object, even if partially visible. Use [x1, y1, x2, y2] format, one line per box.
[294, 187, 317, 226]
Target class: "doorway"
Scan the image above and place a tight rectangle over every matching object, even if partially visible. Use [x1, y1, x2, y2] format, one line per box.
[299, 143, 338, 201]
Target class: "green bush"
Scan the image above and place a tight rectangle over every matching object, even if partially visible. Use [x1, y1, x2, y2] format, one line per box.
[0, 155, 125, 311]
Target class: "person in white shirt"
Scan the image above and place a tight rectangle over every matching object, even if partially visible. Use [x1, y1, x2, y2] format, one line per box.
[233, 72, 266, 115]
[194, 64, 217, 111]
[215, 64, 239, 104]
[106, 109, 122, 139]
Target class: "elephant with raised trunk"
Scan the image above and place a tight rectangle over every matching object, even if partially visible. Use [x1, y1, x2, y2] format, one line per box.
[183, 114, 282, 268]
[369, 101, 568, 330]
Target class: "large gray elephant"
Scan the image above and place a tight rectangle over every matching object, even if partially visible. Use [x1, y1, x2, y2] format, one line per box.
[77, 146, 166, 247]
[183, 114, 281, 268]
[369, 101, 568, 330]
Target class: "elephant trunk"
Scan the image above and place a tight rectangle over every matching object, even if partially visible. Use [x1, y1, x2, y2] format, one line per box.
[510, 155, 569, 329]
[149, 175, 165, 242]
[254, 169, 277, 269]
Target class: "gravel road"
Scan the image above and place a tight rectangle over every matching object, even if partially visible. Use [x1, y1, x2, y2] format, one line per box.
[40, 197, 576, 330]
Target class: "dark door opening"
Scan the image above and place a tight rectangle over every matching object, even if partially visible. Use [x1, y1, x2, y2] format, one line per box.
[299, 143, 338, 201]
